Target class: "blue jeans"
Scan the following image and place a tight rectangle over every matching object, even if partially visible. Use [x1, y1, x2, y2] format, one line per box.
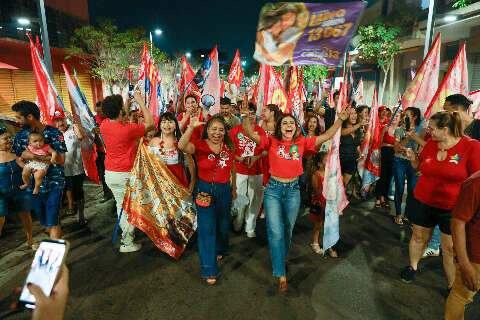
[393, 157, 418, 216]
[195, 179, 232, 278]
[428, 225, 441, 250]
[263, 178, 301, 277]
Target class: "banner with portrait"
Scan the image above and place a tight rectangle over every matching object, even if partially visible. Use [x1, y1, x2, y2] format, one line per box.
[254, 2, 366, 66]
[123, 142, 197, 259]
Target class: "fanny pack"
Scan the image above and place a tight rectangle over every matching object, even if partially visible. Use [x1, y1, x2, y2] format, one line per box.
[195, 191, 212, 208]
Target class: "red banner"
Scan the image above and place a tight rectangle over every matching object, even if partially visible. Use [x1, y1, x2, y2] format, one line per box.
[227, 49, 243, 92]
[287, 66, 304, 124]
[425, 42, 469, 118]
[265, 65, 291, 113]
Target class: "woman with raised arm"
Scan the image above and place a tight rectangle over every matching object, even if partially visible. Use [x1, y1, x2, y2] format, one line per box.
[178, 114, 236, 286]
[241, 104, 349, 294]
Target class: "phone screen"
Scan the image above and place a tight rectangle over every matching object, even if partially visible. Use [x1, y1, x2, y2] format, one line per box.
[19, 240, 67, 309]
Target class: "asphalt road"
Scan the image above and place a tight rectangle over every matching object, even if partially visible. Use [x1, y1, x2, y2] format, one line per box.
[1, 182, 479, 320]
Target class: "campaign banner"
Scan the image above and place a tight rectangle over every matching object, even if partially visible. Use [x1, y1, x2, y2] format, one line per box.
[254, 2, 366, 66]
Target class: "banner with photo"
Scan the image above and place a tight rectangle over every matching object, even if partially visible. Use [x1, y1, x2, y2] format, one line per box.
[254, 1, 366, 66]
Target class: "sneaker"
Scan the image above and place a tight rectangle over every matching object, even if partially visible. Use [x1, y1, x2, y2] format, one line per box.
[422, 248, 440, 258]
[119, 242, 142, 253]
[246, 231, 256, 238]
[400, 266, 417, 283]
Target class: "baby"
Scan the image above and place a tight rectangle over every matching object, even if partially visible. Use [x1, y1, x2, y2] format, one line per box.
[20, 132, 56, 195]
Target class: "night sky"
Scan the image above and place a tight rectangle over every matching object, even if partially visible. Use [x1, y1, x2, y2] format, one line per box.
[89, 0, 373, 61]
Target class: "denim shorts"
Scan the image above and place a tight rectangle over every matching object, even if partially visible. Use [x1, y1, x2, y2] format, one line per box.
[0, 189, 33, 217]
[31, 187, 63, 227]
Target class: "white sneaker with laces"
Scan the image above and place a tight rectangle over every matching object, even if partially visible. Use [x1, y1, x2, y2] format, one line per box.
[119, 242, 142, 253]
[246, 231, 256, 238]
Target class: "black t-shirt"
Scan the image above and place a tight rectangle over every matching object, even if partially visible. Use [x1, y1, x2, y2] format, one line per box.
[465, 119, 480, 141]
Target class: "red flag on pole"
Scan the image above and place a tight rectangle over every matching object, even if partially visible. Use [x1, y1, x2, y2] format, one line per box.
[178, 56, 198, 96]
[27, 34, 64, 124]
[424, 42, 469, 118]
[402, 33, 441, 114]
[287, 66, 304, 124]
[203, 47, 221, 115]
[227, 49, 243, 97]
[265, 65, 291, 113]
[354, 78, 365, 105]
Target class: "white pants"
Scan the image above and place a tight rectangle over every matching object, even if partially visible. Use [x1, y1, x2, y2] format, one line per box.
[105, 171, 135, 246]
[233, 173, 263, 233]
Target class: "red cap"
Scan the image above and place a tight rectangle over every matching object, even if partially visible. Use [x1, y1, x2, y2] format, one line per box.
[52, 110, 65, 120]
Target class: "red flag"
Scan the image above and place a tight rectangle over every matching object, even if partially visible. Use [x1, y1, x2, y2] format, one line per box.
[220, 80, 225, 98]
[359, 87, 381, 180]
[148, 70, 159, 117]
[35, 35, 44, 59]
[287, 66, 304, 124]
[265, 65, 291, 113]
[203, 47, 221, 115]
[27, 34, 64, 125]
[402, 33, 441, 114]
[178, 56, 198, 96]
[138, 42, 150, 81]
[425, 42, 469, 118]
[227, 49, 243, 97]
[354, 78, 365, 104]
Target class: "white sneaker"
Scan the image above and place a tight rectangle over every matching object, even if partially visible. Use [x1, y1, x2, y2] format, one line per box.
[422, 248, 440, 258]
[246, 231, 256, 238]
[119, 242, 142, 253]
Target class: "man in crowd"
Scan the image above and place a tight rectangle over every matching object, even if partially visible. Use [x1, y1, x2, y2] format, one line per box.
[11, 101, 66, 240]
[220, 97, 241, 131]
[100, 92, 154, 253]
[230, 102, 266, 238]
[315, 90, 338, 130]
[444, 94, 480, 141]
[53, 112, 88, 226]
[445, 170, 480, 319]
[93, 100, 113, 203]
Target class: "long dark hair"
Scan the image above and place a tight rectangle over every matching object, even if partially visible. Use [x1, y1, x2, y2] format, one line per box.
[157, 112, 182, 140]
[201, 115, 234, 151]
[303, 115, 321, 136]
[274, 114, 299, 141]
[266, 104, 282, 124]
[406, 107, 421, 126]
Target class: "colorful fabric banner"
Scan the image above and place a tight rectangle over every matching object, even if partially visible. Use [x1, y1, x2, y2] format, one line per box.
[322, 82, 349, 251]
[401, 33, 441, 114]
[227, 49, 244, 98]
[252, 64, 268, 116]
[357, 87, 381, 193]
[287, 66, 304, 124]
[28, 34, 65, 125]
[202, 47, 221, 115]
[123, 143, 197, 259]
[424, 43, 469, 119]
[62, 64, 100, 184]
[178, 56, 199, 97]
[254, 2, 366, 66]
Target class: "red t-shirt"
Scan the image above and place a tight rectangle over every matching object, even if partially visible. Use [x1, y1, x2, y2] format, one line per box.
[229, 124, 266, 175]
[382, 127, 396, 145]
[178, 113, 206, 142]
[193, 139, 233, 183]
[452, 171, 480, 264]
[94, 114, 107, 126]
[100, 119, 146, 172]
[414, 137, 480, 210]
[260, 135, 318, 179]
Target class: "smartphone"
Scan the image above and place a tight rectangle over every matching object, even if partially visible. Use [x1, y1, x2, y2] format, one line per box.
[405, 116, 411, 131]
[128, 84, 135, 99]
[19, 240, 69, 309]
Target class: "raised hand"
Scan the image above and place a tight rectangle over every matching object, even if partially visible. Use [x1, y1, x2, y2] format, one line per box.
[189, 114, 204, 129]
[338, 109, 349, 121]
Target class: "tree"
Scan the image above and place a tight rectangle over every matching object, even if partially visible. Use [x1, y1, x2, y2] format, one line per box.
[301, 65, 329, 84]
[357, 23, 401, 103]
[452, 0, 471, 8]
[69, 20, 168, 94]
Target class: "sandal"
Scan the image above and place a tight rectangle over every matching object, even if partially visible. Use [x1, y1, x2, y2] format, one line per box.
[216, 255, 223, 263]
[278, 278, 288, 294]
[204, 277, 217, 286]
[374, 201, 382, 208]
[310, 243, 324, 255]
[327, 248, 339, 258]
[393, 216, 404, 225]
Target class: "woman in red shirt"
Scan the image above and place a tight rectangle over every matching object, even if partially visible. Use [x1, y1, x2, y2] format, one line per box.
[242, 106, 349, 293]
[400, 111, 480, 288]
[179, 115, 236, 286]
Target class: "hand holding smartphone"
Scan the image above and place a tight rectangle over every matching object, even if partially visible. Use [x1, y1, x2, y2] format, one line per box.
[19, 240, 69, 310]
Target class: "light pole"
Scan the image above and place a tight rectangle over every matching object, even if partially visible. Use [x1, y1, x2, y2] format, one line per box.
[424, 0, 436, 58]
[150, 29, 162, 54]
[36, 0, 53, 77]
[186, 52, 191, 59]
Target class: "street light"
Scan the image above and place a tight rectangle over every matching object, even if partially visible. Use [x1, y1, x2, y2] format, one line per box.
[241, 60, 247, 67]
[17, 18, 31, 25]
[154, 28, 162, 36]
[186, 52, 191, 59]
[444, 15, 458, 22]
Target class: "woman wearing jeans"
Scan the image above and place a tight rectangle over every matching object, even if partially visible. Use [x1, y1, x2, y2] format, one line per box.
[242, 106, 349, 293]
[179, 115, 236, 285]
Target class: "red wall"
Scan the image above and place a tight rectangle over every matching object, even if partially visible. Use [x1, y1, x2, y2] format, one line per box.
[45, 0, 89, 22]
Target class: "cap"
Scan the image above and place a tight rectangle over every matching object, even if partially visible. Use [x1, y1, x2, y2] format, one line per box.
[52, 110, 65, 120]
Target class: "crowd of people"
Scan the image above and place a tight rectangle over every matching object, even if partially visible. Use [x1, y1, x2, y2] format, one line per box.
[1, 89, 480, 319]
